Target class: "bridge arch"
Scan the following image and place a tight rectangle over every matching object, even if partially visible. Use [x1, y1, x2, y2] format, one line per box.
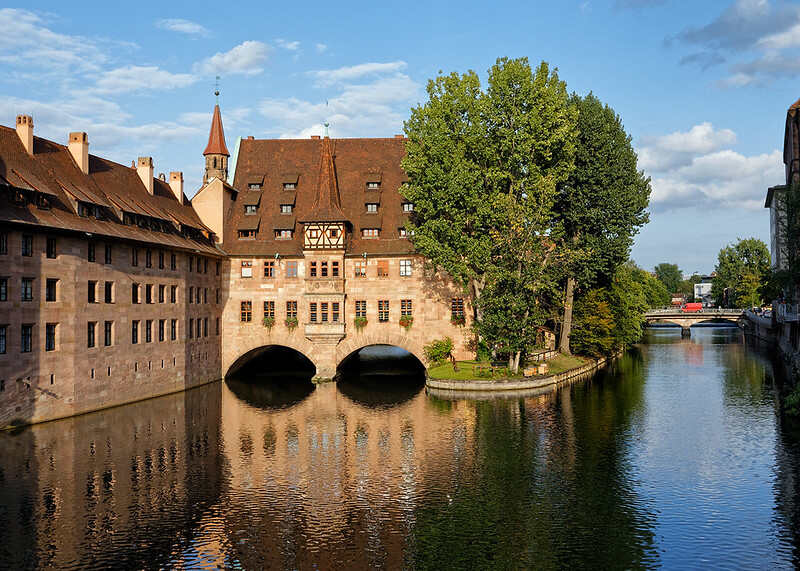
[225, 339, 318, 378]
[335, 331, 427, 372]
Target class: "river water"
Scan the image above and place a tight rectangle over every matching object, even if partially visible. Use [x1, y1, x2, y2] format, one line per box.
[1, 327, 799, 569]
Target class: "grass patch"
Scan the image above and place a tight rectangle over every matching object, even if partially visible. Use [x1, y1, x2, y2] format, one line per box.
[427, 353, 589, 381]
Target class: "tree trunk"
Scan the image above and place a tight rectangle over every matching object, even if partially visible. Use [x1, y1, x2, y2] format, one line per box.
[471, 277, 485, 323]
[560, 276, 576, 355]
[508, 354, 514, 371]
[450, 352, 459, 372]
[512, 351, 521, 374]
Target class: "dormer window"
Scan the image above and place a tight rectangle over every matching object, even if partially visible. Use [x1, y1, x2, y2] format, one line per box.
[238, 230, 257, 239]
[281, 204, 293, 214]
[366, 203, 379, 213]
[366, 181, 380, 190]
[307, 228, 320, 239]
[248, 183, 262, 191]
[402, 202, 414, 212]
[245, 205, 257, 215]
[362, 228, 380, 238]
[283, 182, 296, 191]
[275, 229, 293, 240]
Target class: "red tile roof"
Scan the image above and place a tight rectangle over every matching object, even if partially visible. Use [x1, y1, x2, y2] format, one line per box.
[0, 124, 221, 255]
[203, 105, 230, 156]
[228, 136, 414, 256]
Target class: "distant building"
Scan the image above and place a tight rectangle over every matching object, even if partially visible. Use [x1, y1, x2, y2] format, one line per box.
[693, 277, 713, 307]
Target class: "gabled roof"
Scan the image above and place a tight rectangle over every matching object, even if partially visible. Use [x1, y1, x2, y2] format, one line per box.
[302, 137, 347, 223]
[203, 104, 230, 156]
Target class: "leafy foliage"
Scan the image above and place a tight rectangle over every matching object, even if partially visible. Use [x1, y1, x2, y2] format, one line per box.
[285, 316, 298, 329]
[654, 263, 683, 294]
[354, 316, 368, 330]
[711, 238, 770, 307]
[570, 290, 615, 357]
[424, 337, 455, 366]
[262, 316, 275, 329]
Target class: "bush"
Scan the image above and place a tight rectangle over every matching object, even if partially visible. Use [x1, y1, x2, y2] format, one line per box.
[424, 337, 454, 365]
[476, 340, 492, 363]
[354, 316, 368, 330]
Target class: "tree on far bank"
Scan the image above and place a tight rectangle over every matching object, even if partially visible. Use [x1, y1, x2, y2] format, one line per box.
[711, 238, 770, 307]
[654, 263, 683, 294]
[554, 93, 651, 354]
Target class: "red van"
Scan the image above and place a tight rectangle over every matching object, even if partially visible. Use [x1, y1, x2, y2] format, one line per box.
[682, 302, 703, 313]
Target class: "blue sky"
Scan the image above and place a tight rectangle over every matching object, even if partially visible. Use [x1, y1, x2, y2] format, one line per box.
[3, 1, 797, 274]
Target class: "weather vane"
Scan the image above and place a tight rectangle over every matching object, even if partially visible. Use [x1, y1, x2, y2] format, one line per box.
[214, 76, 220, 103]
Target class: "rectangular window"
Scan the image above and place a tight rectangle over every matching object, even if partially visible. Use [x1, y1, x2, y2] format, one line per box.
[216, 261, 220, 276]
[321, 302, 329, 323]
[366, 203, 378, 213]
[238, 230, 257, 239]
[355, 300, 367, 318]
[283, 182, 296, 190]
[310, 261, 318, 277]
[354, 260, 366, 277]
[281, 204, 292, 214]
[105, 281, 114, 303]
[189, 286, 194, 304]
[171, 252, 177, 270]
[378, 300, 389, 322]
[264, 261, 275, 278]
[146, 249, 152, 268]
[196, 288, 202, 304]
[145, 320, 152, 343]
[241, 301, 252, 322]
[332, 261, 340, 277]
[87, 322, 96, 348]
[158, 250, 164, 269]
[21, 278, 33, 301]
[189, 257, 194, 272]
[216, 317, 220, 335]
[46, 278, 57, 302]
[158, 284, 165, 303]
[241, 261, 253, 278]
[377, 260, 389, 277]
[366, 181, 380, 190]
[46, 236, 56, 258]
[170, 285, 177, 303]
[21, 234, 32, 256]
[287, 300, 298, 319]
[451, 298, 465, 320]
[402, 202, 414, 212]
[203, 288, 207, 304]
[104, 244, 112, 264]
[245, 205, 258, 215]
[158, 319, 165, 342]
[264, 300, 275, 319]
[332, 302, 340, 323]
[310, 302, 318, 323]
[132, 320, 139, 344]
[104, 321, 113, 346]
[308, 228, 320, 240]
[0, 325, 6, 354]
[203, 258, 208, 274]
[189, 318, 194, 339]
[401, 299, 413, 316]
[196, 319, 201, 338]
[362, 228, 379, 238]
[249, 183, 262, 191]
[88, 241, 95, 262]
[203, 317, 208, 337]
[45, 323, 56, 351]
[287, 261, 298, 278]
[0, 232, 7, 254]
[131, 247, 138, 266]
[275, 229, 292, 240]
[131, 283, 139, 304]
[171, 319, 177, 341]
[321, 261, 328, 277]
[0, 278, 5, 301]
[145, 284, 153, 304]
[21, 324, 32, 353]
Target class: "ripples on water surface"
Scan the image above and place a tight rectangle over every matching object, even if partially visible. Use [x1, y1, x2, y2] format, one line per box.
[1, 329, 799, 569]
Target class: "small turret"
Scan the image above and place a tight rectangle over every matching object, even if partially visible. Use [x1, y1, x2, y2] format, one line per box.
[203, 103, 230, 184]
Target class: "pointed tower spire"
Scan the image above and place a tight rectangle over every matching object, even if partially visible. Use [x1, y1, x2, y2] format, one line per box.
[203, 103, 230, 184]
[307, 136, 346, 221]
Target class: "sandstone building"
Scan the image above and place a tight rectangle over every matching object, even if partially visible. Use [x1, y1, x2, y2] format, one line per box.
[0, 106, 471, 426]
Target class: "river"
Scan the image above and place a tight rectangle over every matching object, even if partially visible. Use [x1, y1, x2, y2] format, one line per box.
[1, 327, 798, 569]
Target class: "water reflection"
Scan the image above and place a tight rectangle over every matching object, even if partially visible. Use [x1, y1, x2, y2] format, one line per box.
[2, 328, 800, 568]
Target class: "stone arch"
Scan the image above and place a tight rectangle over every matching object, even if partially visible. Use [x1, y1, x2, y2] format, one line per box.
[224, 335, 318, 378]
[335, 330, 427, 371]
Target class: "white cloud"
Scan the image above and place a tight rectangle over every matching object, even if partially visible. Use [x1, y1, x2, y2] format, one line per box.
[93, 65, 197, 94]
[757, 22, 800, 49]
[155, 18, 209, 37]
[315, 43, 328, 53]
[258, 72, 420, 138]
[275, 38, 300, 51]
[308, 61, 408, 87]
[638, 122, 781, 211]
[193, 41, 269, 76]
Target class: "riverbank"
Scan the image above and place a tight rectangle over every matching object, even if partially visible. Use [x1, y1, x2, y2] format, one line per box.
[426, 352, 619, 393]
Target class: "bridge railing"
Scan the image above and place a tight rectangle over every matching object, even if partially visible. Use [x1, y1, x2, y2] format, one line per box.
[645, 307, 745, 316]
[776, 303, 798, 323]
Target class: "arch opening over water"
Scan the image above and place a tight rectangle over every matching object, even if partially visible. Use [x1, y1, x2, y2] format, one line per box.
[225, 345, 316, 409]
[336, 345, 426, 408]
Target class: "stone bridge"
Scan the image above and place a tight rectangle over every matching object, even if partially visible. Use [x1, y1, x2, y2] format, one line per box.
[644, 308, 745, 335]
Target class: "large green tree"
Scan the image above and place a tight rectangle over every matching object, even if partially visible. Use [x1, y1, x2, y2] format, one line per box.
[653, 263, 683, 294]
[554, 93, 651, 354]
[402, 57, 577, 370]
[711, 238, 771, 307]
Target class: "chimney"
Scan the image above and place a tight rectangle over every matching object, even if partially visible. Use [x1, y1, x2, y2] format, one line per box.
[16, 115, 33, 155]
[394, 134, 405, 139]
[137, 156, 154, 195]
[169, 171, 184, 205]
[68, 132, 89, 174]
